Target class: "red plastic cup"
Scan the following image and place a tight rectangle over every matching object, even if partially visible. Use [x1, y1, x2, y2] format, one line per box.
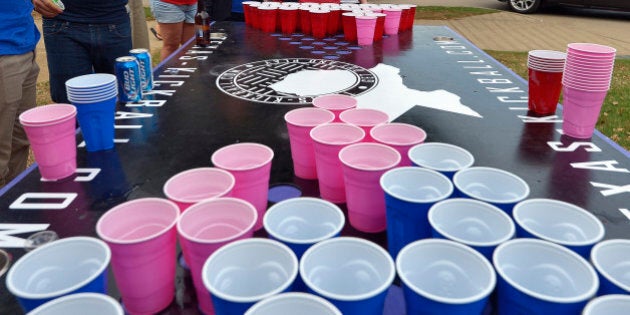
[382, 8, 403, 35]
[211, 143, 274, 231]
[339, 143, 401, 232]
[285, 107, 336, 179]
[163, 167, 235, 213]
[96, 198, 179, 315]
[242, 1, 260, 26]
[369, 123, 427, 166]
[369, 13, 386, 42]
[310, 8, 330, 39]
[279, 7, 299, 34]
[326, 8, 341, 36]
[300, 7, 312, 35]
[528, 68, 564, 116]
[310, 123, 365, 203]
[342, 12, 358, 43]
[250, 3, 261, 29]
[312, 94, 358, 121]
[399, 4, 416, 31]
[561, 86, 609, 139]
[18, 104, 77, 181]
[355, 15, 377, 46]
[259, 7, 278, 32]
[177, 198, 257, 315]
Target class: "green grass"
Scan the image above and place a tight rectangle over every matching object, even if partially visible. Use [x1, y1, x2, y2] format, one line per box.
[415, 6, 498, 20]
[487, 50, 630, 149]
[144, 6, 154, 21]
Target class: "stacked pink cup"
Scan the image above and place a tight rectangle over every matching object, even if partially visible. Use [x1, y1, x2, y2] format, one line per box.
[561, 43, 616, 139]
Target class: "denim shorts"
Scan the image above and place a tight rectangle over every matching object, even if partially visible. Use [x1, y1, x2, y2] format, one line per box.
[151, 0, 197, 24]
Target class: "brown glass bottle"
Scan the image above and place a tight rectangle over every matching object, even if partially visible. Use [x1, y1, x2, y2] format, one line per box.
[195, 0, 211, 47]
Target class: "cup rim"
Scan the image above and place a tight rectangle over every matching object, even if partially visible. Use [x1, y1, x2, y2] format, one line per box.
[201, 238, 299, 303]
[284, 107, 335, 128]
[369, 122, 427, 146]
[95, 198, 180, 244]
[27, 293, 124, 315]
[163, 167, 235, 204]
[210, 142, 274, 171]
[493, 238, 599, 303]
[263, 197, 345, 244]
[244, 292, 342, 315]
[312, 94, 358, 111]
[453, 167, 530, 204]
[310, 122, 365, 146]
[396, 238, 497, 304]
[514, 199, 604, 246]
[299, 237, 395, 301]
[528, 50, 567, 60]
[19, 104, 77, 126]
[177, 197, 258, 244]
[339, 108, 390, 127]
[582, 294, 630, 314]
[380, 167, 454, 203]
[338, 142, 401, 171]
[65, 73, 117, 89]
[408, 142, 475, 172]
[5, 237, 111, 300]
[428, 198, 516, 247]
[590, 239, 630, 292]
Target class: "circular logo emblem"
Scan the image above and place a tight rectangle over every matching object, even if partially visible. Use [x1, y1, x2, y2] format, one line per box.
[216, 58, 378, 104]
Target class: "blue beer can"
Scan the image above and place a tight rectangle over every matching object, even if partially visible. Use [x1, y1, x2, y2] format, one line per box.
[115, 56, 142, 102]
[129, 48, 154, 92]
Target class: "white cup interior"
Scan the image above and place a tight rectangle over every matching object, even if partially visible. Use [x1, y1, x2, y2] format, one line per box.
[300, 237, 395, 300]
[582, 294, 630, 315]
[28, 293, 124, 315]
[6, 237, 110, 299]
[428, 198, 515, 246]
[65, 73, 117, 89]
[396, 239, 496, 303]
[591, 239, 630, 292]
[408, 142, 474, 172]
[513, 199, 604, 246]
[244, 293, 341, 315]
[380, 167, 453, 203]
[264, 197, 345, 244]
[493, 239, 598, 302]
[453, 167, 529, 204]
[202, 239, 298, 302]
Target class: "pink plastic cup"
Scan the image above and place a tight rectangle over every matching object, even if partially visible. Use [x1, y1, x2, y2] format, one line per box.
[339, 143, 401, 232]
[342, 12, 358, 43]
[356, 15, 377, 46]
[211, 142, 274, 230]
[312, 94, 358, 122]
[567, 43, 617, 56]
[177, 197, 258, 315]
[96, 198, 179, 315]
[339, 108, 389, 142]
[370, 123, 427, 166]
[561, 86, 609, 139]
[280, 7, 299, 34]
[310, 123, 365, 203]
[19, 104, 77, 181]
[285, 107, 336, 180]
[382, 8, 402, 35]
[163, 167, 235, 213]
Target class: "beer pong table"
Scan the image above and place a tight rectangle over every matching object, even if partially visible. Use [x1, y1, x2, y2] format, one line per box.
[1, 22, 629, 314]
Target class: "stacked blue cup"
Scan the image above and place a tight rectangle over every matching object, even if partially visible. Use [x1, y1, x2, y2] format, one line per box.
[65, 73, 118, 152]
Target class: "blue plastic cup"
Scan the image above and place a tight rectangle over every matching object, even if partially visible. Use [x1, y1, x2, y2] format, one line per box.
[72, 95, 117, 152]
[396, 239, 496, 315]
[379, 167, 453, 258]
[590, 239, 630, 295]
[201, 238, 298, 315]
[407, 142, 474, 179]
[300, 237, 395, 315]
[244, 292, 342, 315]
[513, 198, 605, 259]
[493, 239, 599, 315]
[582, 294, 630, 315]
[27, 293, 123, 315]
[428, 198, 515, 261]
[453, 166, 530, 215]
[5, 237, 111, 312]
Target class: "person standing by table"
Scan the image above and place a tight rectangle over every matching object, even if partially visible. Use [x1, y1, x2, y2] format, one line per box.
[150, 0, 197, 61]
[33, 0, 132, 104]
[0, 1, 41, 188]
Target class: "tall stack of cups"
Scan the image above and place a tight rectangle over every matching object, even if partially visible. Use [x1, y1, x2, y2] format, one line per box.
[65, 73, 118, 152]
[562, 43, 616, 138]
[527, 50, 566, 115]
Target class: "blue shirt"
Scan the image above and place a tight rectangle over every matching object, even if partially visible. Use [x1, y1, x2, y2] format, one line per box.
[0, 0, 40, 55]
[52, 0, 129, 24]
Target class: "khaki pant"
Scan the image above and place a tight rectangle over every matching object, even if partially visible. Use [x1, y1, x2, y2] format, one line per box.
[0, 51, 40, 187]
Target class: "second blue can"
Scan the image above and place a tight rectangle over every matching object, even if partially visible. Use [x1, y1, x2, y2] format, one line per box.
[130, 48, 154, 92]
[115, 56, 142, 102]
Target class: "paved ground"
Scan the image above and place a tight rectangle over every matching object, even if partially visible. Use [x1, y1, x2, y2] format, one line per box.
[34, 0, 630, 83]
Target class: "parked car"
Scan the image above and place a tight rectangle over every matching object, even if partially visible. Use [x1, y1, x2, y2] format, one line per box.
[499, 0, 630, 14]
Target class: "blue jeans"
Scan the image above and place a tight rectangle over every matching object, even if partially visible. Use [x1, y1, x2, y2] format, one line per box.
[43, 18, 132, 104]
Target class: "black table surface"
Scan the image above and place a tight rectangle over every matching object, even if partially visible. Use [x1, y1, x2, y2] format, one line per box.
[1, 22, 629, 314]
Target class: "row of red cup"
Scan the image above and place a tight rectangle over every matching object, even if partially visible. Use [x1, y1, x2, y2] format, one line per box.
[242, 2, 417, 43]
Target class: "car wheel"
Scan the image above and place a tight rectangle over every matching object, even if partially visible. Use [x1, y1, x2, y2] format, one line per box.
[508, 0, 542, 13]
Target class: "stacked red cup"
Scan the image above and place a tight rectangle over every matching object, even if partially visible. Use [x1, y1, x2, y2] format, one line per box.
[561, 43, 616, 139]
[527, 50, 566, 115]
